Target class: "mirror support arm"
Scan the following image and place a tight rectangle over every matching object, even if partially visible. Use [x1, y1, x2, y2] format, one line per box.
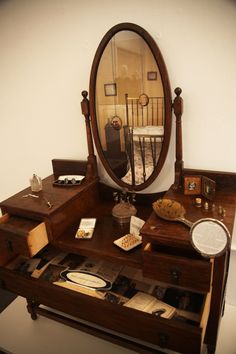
[173, 87, 184, 189]
[81, 91, 98, 180]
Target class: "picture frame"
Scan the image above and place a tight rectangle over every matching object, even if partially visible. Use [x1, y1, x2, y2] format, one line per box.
[138, 93, 149, 107]
[104, 83, 117, 96]
[202, 176, 216, 200]
[147, 71, 157, 81]
[183, 176, 202, 195]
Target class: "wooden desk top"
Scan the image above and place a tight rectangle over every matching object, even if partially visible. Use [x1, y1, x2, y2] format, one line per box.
[0, 175, 97, 220]
[55, 199, 152, 269]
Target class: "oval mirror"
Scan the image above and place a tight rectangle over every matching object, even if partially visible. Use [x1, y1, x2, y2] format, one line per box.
[90, 23, 172, 191]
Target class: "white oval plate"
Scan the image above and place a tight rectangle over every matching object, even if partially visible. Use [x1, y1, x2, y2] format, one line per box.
[60, 270, 112, 290]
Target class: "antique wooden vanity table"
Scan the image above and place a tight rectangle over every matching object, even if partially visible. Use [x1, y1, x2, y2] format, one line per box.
[0, 23, 235, 354]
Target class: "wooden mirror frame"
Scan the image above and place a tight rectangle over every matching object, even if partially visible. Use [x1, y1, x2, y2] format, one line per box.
[89, 23, 173, 191]
[83, 23, 184, 191]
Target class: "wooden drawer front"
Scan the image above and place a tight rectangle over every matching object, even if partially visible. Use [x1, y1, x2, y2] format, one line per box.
[143, 244, 212, 292]
[0, 214, 48, 262]
[0, 267, 211, 354]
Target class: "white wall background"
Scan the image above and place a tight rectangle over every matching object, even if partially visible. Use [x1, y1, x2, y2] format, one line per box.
[0, 0, 235, 200]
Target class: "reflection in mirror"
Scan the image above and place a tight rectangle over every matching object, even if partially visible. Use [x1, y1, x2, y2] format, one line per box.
[90, 23, 172, 190]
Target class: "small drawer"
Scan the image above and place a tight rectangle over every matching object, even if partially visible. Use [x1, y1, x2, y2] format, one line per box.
[143, 243, 212, 292]
[0, 213, 48, 265]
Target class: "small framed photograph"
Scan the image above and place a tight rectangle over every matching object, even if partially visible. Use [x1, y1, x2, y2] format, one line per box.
[147, 71, 157, 81]
[184, 176, 202, 195]
[202, 176, 216, 200]
[39, 264, 66, 283]
[104, 83, 117, 96]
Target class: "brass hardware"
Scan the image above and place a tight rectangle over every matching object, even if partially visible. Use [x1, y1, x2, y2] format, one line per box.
[159, 333, 169, 348]
[6, 239, 14, 253]
[170, 267, 181, 283]
[0, 278, 5, 289]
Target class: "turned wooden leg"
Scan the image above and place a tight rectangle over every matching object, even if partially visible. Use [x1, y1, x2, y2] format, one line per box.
[26, 298, 38, 320]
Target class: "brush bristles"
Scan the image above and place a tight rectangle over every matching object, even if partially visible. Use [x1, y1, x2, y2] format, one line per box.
[152, 198, 186, 220]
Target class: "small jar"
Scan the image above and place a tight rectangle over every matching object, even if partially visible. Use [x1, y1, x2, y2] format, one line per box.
[195, 197, 202, 207]
[112, 201, 137, 224]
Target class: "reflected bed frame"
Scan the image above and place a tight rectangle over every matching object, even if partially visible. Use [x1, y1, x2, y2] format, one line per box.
[120, 93, 165, 186]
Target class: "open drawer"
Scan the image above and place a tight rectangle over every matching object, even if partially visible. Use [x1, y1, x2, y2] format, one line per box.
[0, 213, 48, 265]
[0, 247, 212, 354]
[143, 242, 212, 293]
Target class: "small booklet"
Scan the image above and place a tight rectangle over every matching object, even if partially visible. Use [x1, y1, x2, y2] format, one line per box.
[75, 218, 96, 239]
[124, 291, 176, 319]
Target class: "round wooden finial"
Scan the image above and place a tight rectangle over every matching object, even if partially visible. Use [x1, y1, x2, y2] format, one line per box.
[174, 87, 182, 96]
[82, 90, 88, 99]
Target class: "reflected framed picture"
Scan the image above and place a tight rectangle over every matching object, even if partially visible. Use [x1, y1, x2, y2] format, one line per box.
[104, 83, 117, 96]
[147, 71, 157, 81]
[138, 93, 149, 107]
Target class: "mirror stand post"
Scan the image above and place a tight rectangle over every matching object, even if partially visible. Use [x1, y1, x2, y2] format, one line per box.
[173, 87, 184, 189]
[81, 91, 98, 180]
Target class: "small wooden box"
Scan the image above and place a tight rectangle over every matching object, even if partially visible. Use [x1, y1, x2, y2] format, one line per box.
[0, 213, 48, 265]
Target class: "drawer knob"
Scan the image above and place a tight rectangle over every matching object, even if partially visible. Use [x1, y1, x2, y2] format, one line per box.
[170, 267, 181, 283]
[159, 333, 169, 348]
[6, 240, 14, 253]
[0, 278, 5, 289]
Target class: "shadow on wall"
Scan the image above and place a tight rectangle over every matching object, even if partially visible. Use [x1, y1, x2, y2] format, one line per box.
[0, 0, 9, 6]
